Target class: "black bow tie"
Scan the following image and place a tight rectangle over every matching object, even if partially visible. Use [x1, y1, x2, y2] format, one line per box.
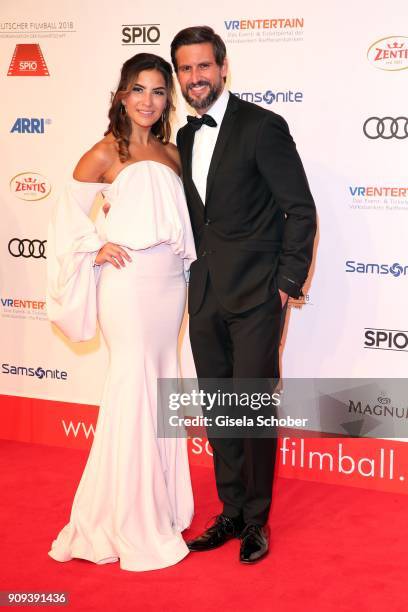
[187, 114, 217, 131]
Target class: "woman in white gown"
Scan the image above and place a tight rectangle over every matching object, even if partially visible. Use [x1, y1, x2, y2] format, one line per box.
[46, 53, 196, 571]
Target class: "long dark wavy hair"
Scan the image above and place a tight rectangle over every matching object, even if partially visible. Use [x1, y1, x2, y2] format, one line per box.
[105, 53, 174, 162]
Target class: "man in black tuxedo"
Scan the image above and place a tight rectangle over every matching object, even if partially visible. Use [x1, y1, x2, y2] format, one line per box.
[171, 26, 316, 563]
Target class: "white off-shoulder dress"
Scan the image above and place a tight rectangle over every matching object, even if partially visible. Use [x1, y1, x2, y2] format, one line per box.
[46, 160, 196, 571]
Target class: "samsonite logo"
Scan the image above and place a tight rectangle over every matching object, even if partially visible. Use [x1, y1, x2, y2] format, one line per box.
[345, 260, 408, 277]
[7, 44, 49, 76]
[10, 118, 51, 134]
[1, 363, 67, 380]
[367, 36, 408, 71]
[233, 90, 303, 104]
[10, 172, 51, 201]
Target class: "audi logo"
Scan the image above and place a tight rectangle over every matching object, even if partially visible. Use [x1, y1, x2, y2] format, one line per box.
[363, 116, 408, 140]
[8, 238, 47, 259]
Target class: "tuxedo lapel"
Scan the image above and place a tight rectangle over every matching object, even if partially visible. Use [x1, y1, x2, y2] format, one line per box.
[205, 94, 239, 205]
[183, 125, 205, 209]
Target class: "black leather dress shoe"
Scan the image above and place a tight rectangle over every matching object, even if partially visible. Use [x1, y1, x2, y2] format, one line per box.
[239, 524, 269, 564]
[187, 514, 243, 552]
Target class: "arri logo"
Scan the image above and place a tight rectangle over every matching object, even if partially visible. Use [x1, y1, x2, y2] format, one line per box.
[10, 172, 51, 201]
[367, 36, 408, 71]
[7, 44, 49, 76]
[346, 261, 408, 277]
[233, 90, 303, 104]
[121, 24, 160, 45]
[10, 118, 51, 134]
[364, 328, 408, 352]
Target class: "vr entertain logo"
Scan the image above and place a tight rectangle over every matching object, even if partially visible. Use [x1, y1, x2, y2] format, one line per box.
[233, 90, 303, 104]
[224, 17, 304, 44]
[11, 118, 51, 134]
[350, 186, 408, 198]
[7, 44, 49, 76]
[1, 298, 46, 310]
[1, 296, 48, 322]
[121, 24, 160, 45]
[225, 18, 304, 30]
[1, 364, 67, 380]
[364, 328, 408, 352]
[346, 261, 408, 277]
[367, 36, 408, 71]
[348, 185, 408, 211]
[10, 172, 51, 201]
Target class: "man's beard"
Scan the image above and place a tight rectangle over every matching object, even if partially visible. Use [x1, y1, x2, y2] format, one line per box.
[183, 79, 223, 110]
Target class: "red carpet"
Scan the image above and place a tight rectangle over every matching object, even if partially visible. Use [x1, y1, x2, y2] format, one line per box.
[1, 439, 408, 612]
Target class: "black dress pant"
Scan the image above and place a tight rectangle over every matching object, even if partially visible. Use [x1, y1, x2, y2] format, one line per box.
[189, 275, 287, 526]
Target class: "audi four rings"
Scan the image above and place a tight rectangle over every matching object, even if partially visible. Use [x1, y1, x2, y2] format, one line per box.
[8, 238, 47, 259]
[363, 117, 408, 139]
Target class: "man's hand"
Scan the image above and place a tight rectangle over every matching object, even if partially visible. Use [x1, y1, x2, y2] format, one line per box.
[278, 289, 289, 308]
[95, 243, 131, 269]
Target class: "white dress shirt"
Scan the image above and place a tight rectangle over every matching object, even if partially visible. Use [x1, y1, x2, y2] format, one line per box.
[191, 88, 230, 205]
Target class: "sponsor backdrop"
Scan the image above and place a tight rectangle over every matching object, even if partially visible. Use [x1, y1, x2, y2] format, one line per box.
[0, 0, 407, 492]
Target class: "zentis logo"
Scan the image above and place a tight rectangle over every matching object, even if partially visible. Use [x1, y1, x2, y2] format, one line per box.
[367, 36, 408, 71]
[7, 44, 49, 76]
[10, 172, 51, 201]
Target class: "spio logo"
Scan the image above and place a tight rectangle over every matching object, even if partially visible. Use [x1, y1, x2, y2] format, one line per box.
[8, 238, 47, 259]
[10, 172, 51, 201]
[121, 24, 160, 45]
[346, 261, 408, 277]
[364, 328, 408, 352]
[363, 117, 408, 140]
[367, 36, 408, 71]
[10, 118, 51, 134]
[7, 44, 49, 76]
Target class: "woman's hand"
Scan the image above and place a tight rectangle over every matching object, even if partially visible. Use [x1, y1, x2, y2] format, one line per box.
[95, 243, 132, 269]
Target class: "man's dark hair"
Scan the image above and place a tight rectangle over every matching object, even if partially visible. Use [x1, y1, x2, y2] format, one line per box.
[170, 26, 227, 72]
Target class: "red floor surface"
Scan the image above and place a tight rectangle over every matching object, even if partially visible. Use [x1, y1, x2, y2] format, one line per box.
[1, 439, 408, 612]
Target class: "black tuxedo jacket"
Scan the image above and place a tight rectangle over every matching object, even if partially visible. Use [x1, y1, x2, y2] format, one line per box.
[177, 93, 316, 315]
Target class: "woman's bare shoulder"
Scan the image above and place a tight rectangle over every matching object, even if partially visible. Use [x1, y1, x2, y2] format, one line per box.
[164, 141, 182, 173]
[73, 136, 118, 183]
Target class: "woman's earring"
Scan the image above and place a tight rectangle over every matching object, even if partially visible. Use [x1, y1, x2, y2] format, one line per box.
[121, 103, 127, 115]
